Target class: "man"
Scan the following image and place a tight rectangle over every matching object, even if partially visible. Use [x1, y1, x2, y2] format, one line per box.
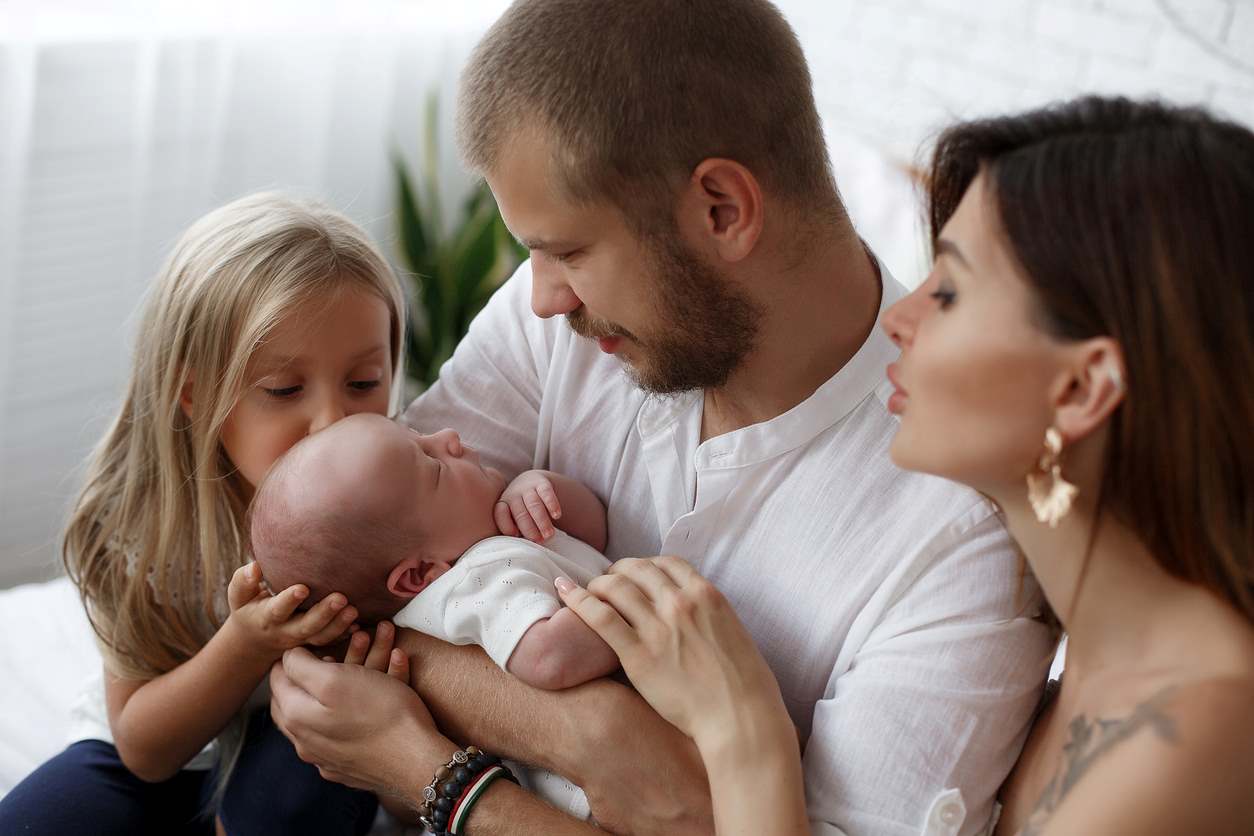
[269, 1, 1053, 833]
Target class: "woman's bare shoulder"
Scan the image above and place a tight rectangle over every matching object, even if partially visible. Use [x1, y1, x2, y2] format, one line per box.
[1038, 676, 1254, 835]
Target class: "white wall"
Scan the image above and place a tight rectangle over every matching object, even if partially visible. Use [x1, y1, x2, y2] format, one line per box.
[1, 0, 1252, 588]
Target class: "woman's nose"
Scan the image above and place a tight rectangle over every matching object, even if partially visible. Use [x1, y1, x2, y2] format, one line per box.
[882, 285, 925, 349]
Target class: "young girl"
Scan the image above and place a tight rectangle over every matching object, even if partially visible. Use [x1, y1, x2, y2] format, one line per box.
[0, 192, 407, 835]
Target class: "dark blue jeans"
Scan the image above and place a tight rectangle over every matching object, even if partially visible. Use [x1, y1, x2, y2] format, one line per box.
[0, 709, 378, 835]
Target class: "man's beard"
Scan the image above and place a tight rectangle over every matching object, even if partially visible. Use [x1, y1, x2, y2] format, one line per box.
[567, 234, 762, 395]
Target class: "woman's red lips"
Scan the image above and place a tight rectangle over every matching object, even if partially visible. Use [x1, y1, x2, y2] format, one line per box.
[886, 363, 908, 415]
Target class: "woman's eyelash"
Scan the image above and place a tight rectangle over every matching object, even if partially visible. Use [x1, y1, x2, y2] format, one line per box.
[348, 380, 381, 391]
[929, 289, 956, 309]
[263, 385, 301, 398]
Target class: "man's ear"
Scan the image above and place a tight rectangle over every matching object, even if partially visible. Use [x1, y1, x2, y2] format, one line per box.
[680, 158, 764, 263]
[386, 557, 453, 599]
[179, 372, 195, 420]
[1052, 337, 1126, 445]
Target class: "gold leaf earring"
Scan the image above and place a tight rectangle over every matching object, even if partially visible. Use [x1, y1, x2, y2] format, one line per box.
[1026, 427, 1077, 527]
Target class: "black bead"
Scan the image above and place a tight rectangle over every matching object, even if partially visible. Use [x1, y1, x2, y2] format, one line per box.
[441, 781, 463, 798]
[484, 753, 500, 766]
[452, 766, 471, 783]
[432, 809, 448, 827]
[466, 755, 486, 773]
[435, 797, 453, 813]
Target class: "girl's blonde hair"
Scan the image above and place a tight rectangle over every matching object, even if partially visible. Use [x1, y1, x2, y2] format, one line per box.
[64, 192, 406, 681]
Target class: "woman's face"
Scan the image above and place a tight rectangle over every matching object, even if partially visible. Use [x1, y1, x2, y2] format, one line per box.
[215, 287, 394, 491]
[881, 174, 1068, 494]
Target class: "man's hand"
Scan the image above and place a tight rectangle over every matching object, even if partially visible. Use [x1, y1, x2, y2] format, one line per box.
[269, 647, 453, 798]
[395, 629, 716, 835]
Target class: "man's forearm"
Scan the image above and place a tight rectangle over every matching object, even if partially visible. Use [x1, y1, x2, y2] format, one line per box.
[398, 629, 593, 774]
[396, 628, 716, 835]
[460, 779, 604, 836]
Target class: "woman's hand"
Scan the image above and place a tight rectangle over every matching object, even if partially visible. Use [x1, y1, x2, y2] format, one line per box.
[226, 563, 359, 663]
[556, 556, 793, 754]
[269, 646, 453, 797]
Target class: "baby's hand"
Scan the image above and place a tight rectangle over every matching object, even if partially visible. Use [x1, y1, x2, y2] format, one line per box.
[495, 470, 562, 543]
[226, 562, 358, 663]
[328, 620, 410, 683]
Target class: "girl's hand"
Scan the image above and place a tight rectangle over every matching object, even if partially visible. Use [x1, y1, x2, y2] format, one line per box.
[495, 470, 562, 542]
[227, 562, 359, 663]
[331, 620, 410, 683]
[556, 556, 793, 754]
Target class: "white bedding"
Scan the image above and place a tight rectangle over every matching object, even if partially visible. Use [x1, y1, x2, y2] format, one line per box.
[0, 576, 100, 798]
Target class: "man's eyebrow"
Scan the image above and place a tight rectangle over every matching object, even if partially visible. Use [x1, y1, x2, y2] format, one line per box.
[517, 236, 579, 252]
[935, 237, 971, 269]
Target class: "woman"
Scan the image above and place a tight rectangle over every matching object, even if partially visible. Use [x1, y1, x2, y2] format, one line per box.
[557, 96, 1254, 834]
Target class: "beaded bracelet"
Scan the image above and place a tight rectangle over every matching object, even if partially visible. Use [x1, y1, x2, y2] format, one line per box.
[418, 746, 517, 836]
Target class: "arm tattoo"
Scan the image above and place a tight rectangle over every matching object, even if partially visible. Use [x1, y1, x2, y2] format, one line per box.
[1019, 687, 1178, 836]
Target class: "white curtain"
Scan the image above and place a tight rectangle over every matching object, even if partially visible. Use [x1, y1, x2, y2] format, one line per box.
[0, 1, 511, 588]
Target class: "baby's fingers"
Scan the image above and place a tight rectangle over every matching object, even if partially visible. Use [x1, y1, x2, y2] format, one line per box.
[524, 490, 557, 540]
[494, 500, 520, 537]
[535, 480, 562, 520]
[503, 496, 541, 542]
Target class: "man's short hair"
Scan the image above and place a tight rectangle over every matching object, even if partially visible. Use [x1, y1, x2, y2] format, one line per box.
[457, 0, 844, 233]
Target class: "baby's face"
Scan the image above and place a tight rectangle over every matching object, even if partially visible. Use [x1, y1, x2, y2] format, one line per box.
[304, 414, 507, 560]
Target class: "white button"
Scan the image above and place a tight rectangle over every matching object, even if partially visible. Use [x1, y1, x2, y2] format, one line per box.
[939, 803, 961, 826]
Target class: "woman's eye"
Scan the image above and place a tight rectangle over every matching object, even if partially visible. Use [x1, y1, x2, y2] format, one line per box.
[929, 288, 956, 310]
[262, 385, 301, 398]
[348, 379, 381, 392]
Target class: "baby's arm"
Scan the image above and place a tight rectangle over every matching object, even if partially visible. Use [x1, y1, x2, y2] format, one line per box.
[505, 606, 620, 690]
[495, 470, 608, 551]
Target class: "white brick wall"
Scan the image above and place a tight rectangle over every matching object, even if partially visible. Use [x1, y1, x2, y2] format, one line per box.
[787, 0, 1254, 161]
[777, 0, 1254, 283]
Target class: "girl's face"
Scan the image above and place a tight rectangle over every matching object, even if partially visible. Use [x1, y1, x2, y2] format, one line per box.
[218, 287, 393, 491]
[880, 174, 1068, 494]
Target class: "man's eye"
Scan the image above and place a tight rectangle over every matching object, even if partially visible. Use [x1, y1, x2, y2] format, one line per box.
[552, 249, 580, 264]
[263, 385, 301, 398]
[349, 380, 381, 392]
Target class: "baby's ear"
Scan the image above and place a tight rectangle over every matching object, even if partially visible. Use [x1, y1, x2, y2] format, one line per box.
[386, 558, 452, 598]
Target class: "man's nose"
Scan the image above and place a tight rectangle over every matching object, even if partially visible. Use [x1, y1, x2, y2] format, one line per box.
[530, 260, 582, 318]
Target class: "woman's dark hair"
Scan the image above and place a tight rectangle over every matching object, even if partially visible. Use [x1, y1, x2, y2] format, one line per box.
[928, 96, 1254, 620]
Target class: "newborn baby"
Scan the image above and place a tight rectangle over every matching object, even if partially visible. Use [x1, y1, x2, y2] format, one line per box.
[249, 412, 618, 691]
[250, 413, 620, 819]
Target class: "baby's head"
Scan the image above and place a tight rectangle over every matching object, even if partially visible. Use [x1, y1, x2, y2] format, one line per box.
[249, 413, 506, 622]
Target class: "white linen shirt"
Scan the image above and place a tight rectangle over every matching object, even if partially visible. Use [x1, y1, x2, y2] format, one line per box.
[402, 259, 1055, 836]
